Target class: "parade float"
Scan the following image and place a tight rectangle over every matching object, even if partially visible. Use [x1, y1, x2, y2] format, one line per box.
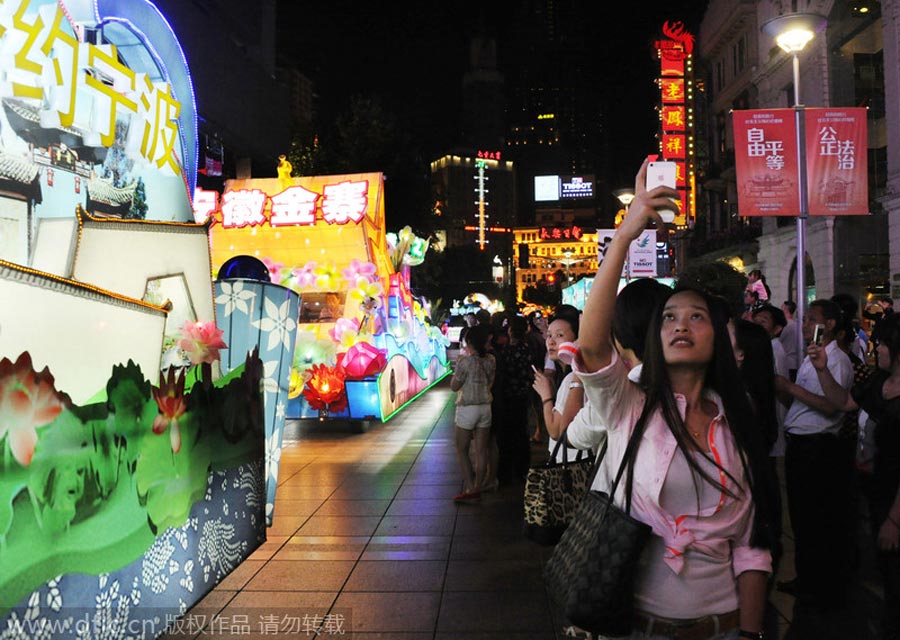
[0, 0, 266, 635]
[204, 171, 451, 427]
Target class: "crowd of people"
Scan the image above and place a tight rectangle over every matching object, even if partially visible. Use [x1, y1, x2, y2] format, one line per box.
[446, 159, 899, 640]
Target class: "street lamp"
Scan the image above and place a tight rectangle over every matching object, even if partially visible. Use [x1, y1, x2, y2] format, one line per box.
[761, 11, 827, 359]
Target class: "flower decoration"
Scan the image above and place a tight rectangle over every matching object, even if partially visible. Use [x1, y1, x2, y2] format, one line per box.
[412, 299, 427, 325]
[329, 317, 368, 350]
[290, 262, 318, 290]
[386, 226, 429, 270]
[215, 280, 256, 317]
[342, 259, 377, 285]
[178, 320, 227, 365]
[251, 298, 298, 352]
[288, 368, 311, 399]
[404, 235, 429, 266]
[340, 342, 387, 380]
[314, 261, 341, 291]
[349, 277, 383, 303]
[293, 331, 338, 371]
[0, 353, 69, 467]
[261, 256, 285, 283]
[302, 364, 347, 413]
[151, 367, 187, 453]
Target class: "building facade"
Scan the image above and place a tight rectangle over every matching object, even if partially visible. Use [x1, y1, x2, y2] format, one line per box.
[697, 0, 891, 306]
[513, 225, 598, 303]
[152, 0, 292, 186]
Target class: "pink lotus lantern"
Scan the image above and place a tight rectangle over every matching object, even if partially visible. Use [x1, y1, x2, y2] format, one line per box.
[339, 342, 387, 380]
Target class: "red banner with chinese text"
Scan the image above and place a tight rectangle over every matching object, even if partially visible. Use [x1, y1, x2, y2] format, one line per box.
[805, 108, 868, 215]
[733, 109, 800, 216]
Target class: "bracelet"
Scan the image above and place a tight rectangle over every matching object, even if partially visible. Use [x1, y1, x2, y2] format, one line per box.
[739, 631, 766, 640]
[542, 398, 553, 405]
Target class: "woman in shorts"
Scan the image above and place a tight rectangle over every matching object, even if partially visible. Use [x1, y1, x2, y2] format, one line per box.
[450, 323, 496, 502]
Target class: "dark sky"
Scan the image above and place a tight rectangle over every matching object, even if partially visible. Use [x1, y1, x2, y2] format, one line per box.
[277, 1, 709, 181]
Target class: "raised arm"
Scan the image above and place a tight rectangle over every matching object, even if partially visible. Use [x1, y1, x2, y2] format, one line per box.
[579, 159, 677, 372]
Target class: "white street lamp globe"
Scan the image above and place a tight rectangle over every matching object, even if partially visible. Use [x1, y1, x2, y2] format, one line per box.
[761, 12, 827, 53]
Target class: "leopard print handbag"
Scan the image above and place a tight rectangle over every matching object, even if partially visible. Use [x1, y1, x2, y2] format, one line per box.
[523, 438, 595, 545]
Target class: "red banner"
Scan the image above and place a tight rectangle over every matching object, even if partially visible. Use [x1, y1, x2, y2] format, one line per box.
[805, 108, 868, 215]
[733, 109, 800, 216]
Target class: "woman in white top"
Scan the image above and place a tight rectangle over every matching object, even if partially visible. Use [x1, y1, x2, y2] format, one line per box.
[532, 314, 584, 462]
[570, 160, 775, 639]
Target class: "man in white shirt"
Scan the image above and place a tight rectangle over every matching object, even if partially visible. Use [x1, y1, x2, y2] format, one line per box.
[779, 300, 800, 380]
[775, 299, 854, 607]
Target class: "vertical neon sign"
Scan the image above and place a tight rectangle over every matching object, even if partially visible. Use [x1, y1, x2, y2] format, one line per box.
[655, 21, 695, 228]
[475, 158, 487, 250]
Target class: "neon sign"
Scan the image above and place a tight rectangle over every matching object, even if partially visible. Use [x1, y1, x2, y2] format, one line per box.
[477, 150, 502, 161]
[0, 1, 183, 175]
[540, 225, 583, 241]
[656, 21, 695, 227]
[213, 180, 369, 229]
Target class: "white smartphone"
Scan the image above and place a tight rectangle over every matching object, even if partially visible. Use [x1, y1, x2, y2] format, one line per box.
[813, 323, 825, 346]
[646, 161, 678, 223]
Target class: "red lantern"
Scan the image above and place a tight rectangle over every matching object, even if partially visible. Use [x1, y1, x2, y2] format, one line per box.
[339, 342, 387, 380]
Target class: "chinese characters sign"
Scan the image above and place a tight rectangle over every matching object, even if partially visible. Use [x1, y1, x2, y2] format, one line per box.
[733, 108, 868, 216]
[806, 108, 868, 215]
[203, 180, 369, 229]
[655, 21, 695, 227]
[207, 173, 387, 286]
[0, 0, 196, 265]
[732, 109, 800, 216]
[539, 225, 584, 241]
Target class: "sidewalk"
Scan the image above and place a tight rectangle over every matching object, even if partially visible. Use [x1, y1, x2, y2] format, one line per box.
[169, 377, 884, 640]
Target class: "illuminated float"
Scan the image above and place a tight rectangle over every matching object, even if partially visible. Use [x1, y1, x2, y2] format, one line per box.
[0, 0, 266, 635]
[204, 172, 451, 426]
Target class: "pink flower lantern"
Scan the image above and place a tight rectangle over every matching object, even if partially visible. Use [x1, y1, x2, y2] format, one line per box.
[339, 342, 387, 380]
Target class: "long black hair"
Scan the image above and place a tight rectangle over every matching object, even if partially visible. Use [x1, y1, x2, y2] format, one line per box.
[734, 319, 778, 453]
[622, 285, 776, 550]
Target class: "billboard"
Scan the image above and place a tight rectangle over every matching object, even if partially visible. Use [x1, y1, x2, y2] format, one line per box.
[534, 175, 595, 202]
[732, 109, 801, 216]
[0, 0, 197, 265]
[733, 108, 868, 216]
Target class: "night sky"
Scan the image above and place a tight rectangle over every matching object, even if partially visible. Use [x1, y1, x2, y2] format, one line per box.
[277, 0, 710, 183]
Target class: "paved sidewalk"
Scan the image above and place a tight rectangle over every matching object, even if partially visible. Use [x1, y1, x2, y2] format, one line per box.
[168, 377, 884, 640]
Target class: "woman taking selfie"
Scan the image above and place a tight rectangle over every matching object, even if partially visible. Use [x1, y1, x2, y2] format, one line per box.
[569, 159, 776, 639]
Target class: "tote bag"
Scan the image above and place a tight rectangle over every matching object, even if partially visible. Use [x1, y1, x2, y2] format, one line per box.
[523, 438, 594, 545]
[543, 443, 651, 637]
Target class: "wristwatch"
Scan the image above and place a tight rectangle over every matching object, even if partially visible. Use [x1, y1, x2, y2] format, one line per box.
[739, 631, 766, 640]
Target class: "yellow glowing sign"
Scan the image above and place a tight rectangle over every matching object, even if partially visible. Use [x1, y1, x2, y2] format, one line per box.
[0, 0, 183, 175]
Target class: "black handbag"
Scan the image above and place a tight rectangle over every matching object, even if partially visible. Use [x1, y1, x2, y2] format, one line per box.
[523, 437, 594, 545]
[543, 441, 652, 637]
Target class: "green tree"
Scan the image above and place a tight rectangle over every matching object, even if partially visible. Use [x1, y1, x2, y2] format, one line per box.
[677, 260, 748, 319]
[127, 177, 148, 220]
[332, 95, 399, 174]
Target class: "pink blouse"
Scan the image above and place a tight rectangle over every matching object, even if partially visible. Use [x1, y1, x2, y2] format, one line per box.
[572, 349, 772, 578]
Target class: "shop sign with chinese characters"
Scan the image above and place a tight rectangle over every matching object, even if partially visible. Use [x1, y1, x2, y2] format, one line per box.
[733, 108, 868, 216]
[196, 180, 370, 229]
[539, 225, 584, 241]
[0, 0, 196, 243]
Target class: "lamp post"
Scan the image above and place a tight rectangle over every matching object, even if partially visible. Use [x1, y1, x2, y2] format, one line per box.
[614, 189, 636, 281]
[761, 12, 827, 360]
